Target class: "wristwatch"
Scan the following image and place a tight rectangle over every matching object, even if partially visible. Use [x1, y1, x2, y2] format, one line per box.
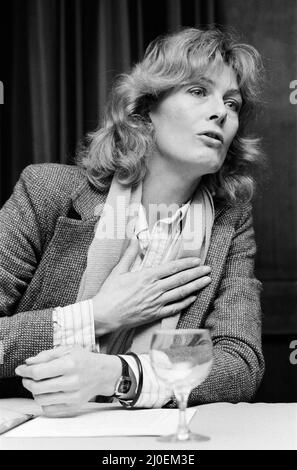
[113, 355, 132, 399]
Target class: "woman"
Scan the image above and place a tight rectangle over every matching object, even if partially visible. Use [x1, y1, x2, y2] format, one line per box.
[0, 27, 264, 416]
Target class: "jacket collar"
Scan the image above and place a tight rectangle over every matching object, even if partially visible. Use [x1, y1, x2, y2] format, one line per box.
[71, 178, 108, 221]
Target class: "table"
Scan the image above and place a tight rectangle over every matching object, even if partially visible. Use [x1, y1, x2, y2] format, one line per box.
[0, 399, 296, 450]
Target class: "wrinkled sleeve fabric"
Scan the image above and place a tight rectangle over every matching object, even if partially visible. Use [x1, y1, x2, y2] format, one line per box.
[0, 166, 54, 377]
[53, 300, 96, 351]
[124, 354, 172, 408]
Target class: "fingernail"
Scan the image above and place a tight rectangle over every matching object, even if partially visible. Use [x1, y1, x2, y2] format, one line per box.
[205, 276, 211, 282]
[193, 258, 201, 265]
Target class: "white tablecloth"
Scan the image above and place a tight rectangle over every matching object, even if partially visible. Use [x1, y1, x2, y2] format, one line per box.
[0, 399, 296, 450]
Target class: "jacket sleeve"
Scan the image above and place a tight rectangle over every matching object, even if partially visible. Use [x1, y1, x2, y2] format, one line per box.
[187, 203, 264, 404]
[0, 166, 54, 378]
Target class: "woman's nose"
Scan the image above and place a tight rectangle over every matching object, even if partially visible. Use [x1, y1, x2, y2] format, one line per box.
[207, 97, 227, 125]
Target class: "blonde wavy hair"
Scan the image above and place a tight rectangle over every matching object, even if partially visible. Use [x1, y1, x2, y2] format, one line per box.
[77, 27, 265, 203]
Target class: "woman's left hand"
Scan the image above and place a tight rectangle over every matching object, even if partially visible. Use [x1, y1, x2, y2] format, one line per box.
[15, 346, 121, 417]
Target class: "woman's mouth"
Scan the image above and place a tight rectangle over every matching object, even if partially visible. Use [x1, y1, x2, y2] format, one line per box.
[197, 134, 224, 147]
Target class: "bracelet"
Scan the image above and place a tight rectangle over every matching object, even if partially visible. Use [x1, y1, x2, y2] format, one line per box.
[119, 352, 143, 408]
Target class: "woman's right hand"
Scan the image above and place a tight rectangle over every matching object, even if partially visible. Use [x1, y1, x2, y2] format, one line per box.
[92, 239, 211, 335]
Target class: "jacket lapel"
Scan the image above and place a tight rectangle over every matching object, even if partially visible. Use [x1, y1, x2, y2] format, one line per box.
[22, 180, 109, 311]
[177, 204, 235, 329]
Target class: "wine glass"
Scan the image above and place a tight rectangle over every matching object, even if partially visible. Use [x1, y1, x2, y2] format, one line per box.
[150, 328, 213, 442]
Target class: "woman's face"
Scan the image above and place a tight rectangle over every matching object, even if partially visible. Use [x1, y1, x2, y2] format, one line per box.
[149, 63, 242, 177]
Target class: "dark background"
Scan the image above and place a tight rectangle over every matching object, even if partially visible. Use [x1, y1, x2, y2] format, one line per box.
[0, 0, 296, 402]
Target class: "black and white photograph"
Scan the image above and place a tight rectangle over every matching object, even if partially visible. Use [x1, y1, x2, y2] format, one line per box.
[0, 0, 296, 458]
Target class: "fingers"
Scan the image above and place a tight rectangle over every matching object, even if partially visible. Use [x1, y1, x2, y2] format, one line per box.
[24, 346, 75, 365]
[159, 265, 211, 292]
[153, 257, 201, 280]
[16, 356, 72, 381]
[22, 374, 79, 395]
[33, 392, 81, 407]
[161, 275, 211, 305]
[114, 238, 140, 274]
[160, 295, 198, 317]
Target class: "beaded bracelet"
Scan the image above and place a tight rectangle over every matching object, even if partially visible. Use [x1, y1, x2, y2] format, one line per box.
[119, 352, 143, 408]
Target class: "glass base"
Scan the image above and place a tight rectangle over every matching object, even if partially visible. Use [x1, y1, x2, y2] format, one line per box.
[157, 432, 210, 443]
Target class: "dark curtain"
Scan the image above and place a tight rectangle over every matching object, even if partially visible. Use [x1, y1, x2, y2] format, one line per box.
[0, 0, 220, 205]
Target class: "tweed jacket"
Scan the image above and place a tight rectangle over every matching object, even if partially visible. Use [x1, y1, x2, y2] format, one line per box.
[0, 164, 264, 403]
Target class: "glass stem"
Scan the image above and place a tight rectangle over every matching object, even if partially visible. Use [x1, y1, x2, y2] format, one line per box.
[175, 390, 190, 441]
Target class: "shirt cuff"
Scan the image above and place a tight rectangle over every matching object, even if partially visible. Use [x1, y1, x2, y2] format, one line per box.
[53, 300, 96, 351]
[122, 354, 173, 408]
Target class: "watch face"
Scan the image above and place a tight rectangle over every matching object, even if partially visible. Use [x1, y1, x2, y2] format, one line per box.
[118, 378, 132, 394]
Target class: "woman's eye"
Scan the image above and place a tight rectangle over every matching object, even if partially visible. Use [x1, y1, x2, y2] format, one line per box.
[188, 87, 206, 97]
[225, 100, 241, 112]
